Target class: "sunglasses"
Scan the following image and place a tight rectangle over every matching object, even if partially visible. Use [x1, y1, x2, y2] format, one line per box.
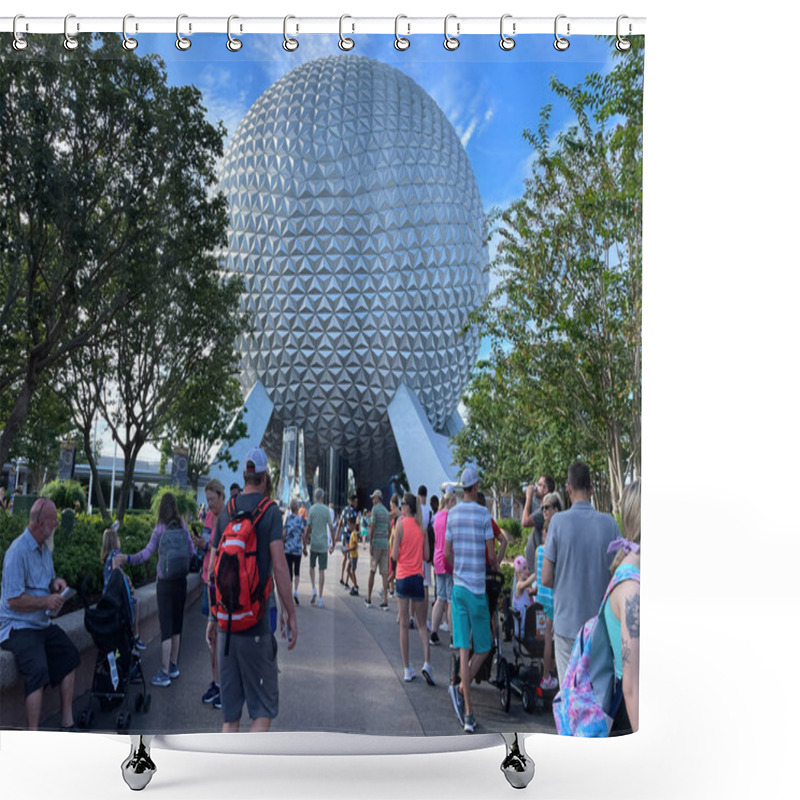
[542, 504, 555, 511]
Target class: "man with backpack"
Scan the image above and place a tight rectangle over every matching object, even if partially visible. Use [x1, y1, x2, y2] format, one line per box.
[541, 461, 619, 685]
[206, 447, 297, 732]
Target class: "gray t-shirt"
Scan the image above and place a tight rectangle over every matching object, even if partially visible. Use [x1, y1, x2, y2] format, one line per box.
[307, 502, 332, 553]
[370, 503, 390, 549]
[542, 501, 619, 639]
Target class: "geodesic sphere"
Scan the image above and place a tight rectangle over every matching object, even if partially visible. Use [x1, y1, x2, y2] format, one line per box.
[218, 55, 487, 482]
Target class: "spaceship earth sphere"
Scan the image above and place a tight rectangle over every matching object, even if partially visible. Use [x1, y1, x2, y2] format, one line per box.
[217, 55, 488, 485]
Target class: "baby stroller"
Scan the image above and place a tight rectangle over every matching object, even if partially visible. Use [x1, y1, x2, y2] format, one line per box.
[80, 568, 150, 731]
[499, 594, 558, 714]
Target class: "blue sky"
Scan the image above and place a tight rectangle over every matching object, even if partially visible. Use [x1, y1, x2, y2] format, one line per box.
[144, 32, 616, 214]
[140, 32, 618, 367]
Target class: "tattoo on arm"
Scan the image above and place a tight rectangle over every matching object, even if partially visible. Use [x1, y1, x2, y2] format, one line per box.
[625, 594, 640, 639]
[621, 638, 631, 664]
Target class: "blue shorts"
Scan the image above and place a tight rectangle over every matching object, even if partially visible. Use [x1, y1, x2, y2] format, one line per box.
[451, 585, 492, 654]
[395, 574, 425, 601]
[435, 572, 453, 602]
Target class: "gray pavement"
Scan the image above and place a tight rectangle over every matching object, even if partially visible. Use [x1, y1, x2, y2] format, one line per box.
[45, 546, 556, 737]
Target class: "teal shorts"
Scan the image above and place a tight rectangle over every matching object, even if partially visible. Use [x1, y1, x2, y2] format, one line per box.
[310, 550, 328, 571]
[451, 585, 492, 654]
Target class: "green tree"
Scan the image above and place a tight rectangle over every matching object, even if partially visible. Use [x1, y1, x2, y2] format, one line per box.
[1, 34, 207, 468]
[471, 38, 643, 511]
[159, 373, 248, 492]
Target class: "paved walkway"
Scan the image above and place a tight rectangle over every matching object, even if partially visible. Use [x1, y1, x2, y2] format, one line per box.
[45, 546, 556, 737]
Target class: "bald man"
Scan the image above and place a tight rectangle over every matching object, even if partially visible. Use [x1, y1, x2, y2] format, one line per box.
[0, 498, 80, 730]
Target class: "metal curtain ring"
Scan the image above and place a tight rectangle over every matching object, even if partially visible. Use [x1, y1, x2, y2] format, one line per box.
[554, 14, 570, 51]
[12, 14, 28, 51]
[394, 14, 410, 51]
[283, 15, 299, 51]
[339, 15, 354, 51]
[499, 14, 515, 51]
[122, 14, 138, 51]
[227, 15, 243, 51]
[64, 13, 79, 51]
[176, 14, 191, 51]
[444, 14, 460, 51]
[616, 15, 632, 51]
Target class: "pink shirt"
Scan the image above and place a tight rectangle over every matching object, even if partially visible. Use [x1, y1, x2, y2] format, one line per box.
[433, 509, 453, 575]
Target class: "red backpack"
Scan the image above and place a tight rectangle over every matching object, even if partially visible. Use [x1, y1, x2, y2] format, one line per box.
[212, 496, 275, 655]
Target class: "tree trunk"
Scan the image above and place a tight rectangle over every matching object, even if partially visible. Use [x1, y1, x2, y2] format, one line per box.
[80, 426, 110, 520]
[0, 369, 37, 470]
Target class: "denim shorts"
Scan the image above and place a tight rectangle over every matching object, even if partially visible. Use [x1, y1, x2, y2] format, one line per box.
[395, 574, 425, 601]
[435, 572, 454, 602]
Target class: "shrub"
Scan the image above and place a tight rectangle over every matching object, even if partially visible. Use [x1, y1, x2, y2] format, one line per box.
[497, 517, 522, 541]
[150, 485, 197, 521]
[39, 480, 87, 512]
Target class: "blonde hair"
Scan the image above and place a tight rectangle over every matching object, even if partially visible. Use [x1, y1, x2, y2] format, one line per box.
[101, 526, 121, 563]
[611, 480, 641, 573]
[205, 478, 225, 499]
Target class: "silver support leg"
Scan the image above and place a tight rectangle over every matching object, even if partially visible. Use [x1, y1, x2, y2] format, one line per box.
[500, 733, 535, 789]
[122, 735, 157, 791]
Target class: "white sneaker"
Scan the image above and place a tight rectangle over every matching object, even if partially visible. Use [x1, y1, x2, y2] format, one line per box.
[440, 622, 450, 632]
[422, 662, 435, 686]
[317, 597, 324, 609]
[404, 666, 416, 682]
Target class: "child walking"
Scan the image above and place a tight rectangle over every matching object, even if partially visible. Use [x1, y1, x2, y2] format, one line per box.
[346, 517, 360, 596]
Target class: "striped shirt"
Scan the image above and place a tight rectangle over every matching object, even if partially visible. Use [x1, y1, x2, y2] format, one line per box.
[445, 501, 493, 595]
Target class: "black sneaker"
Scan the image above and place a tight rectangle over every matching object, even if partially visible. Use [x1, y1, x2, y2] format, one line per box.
[429, 631, 440, 646]
[349, 587, 359, 596]
[379, 602, 389, 611]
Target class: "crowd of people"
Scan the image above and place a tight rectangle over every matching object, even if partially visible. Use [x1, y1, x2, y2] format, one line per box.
[0, 448, 640, 737]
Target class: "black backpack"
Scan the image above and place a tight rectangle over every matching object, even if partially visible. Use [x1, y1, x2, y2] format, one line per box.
[426, 516, 435, 563]
[158, 520, 191, 579]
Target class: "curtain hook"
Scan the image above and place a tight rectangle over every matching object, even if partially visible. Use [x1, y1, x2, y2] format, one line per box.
[499, 14, 515, 51]
[227, 15, 243, 51]
[394, 14, 410, 51]
[64, 13, 79, 51]
[444, 14, 460, 51]
[176, 13, 191, 51]
[283, 15, 299, 51]
[339, 14, 355, 51]
[12, 14, 28, 51]
[616, 15, 632, 51]
[122, 14, 138, 51]
[554, 14, 570, 51]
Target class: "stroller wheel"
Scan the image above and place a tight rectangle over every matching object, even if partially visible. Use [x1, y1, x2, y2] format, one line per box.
[135, 693, 143, 713]
[449, 652, 460, 687]
[496, 657, 508, 687]
[116, 711, 130, 732]
[500, 683, 511, 713]
[143, 693, 152, 713]
[522, 686, 535, 714]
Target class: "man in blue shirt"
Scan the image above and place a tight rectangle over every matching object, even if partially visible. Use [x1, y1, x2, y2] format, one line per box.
[0, 498, 80, 730]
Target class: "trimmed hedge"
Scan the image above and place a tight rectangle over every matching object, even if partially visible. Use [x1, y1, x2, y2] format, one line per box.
[40, 480, 87, 512]
[0, 510, 160, 598]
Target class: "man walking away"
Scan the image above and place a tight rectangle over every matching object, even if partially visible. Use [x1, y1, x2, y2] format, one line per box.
[304, 489, 335, 608]
[445, 466, 498, 734]
[365, 490, 391, 610]
[541, 461, 619, 685]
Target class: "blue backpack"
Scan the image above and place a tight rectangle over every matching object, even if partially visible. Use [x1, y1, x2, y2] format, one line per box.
[552, 564, 640, 737]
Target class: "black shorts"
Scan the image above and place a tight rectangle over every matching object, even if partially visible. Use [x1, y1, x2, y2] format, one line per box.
[1, 625, 80, 697]
[285, 552, 302, 578]
[157, 577, 187, 641]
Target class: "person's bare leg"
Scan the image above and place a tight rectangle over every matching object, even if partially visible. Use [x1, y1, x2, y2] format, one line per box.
[170, 634, 181, 667]
[367, 569, 376, 602]
[222, 720, 240, 733]
[398, 597, 410, 667]
[319, 569, 326, 599]
[461, 649, 489, 716]
[309, 565, 317, 597]
[160, 639, 170, 673]
[59, 669, 76, 728]
[25, 687, 43, 731]
[250, 717, 271, 732]
[414, 599, 430, 663]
